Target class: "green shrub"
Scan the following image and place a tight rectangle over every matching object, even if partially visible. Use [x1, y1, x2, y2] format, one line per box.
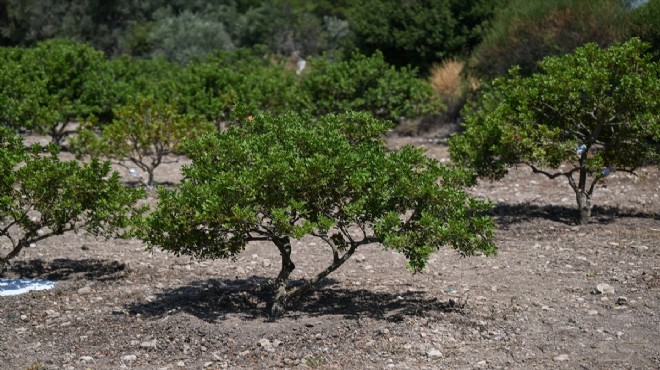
[300, 51, 443, 121]
[179, 48, 304, 126]
[0, 128, 144, 273]
[470, 0, 635, 78]
[19, 39, 115, 145]
[347, 0, 502, 72]
[138, 110, 495, 317]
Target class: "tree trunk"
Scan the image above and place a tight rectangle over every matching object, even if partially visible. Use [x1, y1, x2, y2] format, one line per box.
[0, 240, 29, 275]
[575, 191, 592, 225]
[270, 236, 295, 318]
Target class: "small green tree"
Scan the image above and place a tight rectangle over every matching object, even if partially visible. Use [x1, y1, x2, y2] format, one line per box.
[17, 39, 115, 145]
[138, 111, 495, 317]
[0, 128, 144, 273]
[450, 38, 660, 224]
[72, 98, 215, 186]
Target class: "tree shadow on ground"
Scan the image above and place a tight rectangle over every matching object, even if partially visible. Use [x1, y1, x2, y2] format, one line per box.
[7, 258, 126, 281]
[493, 203, 658, 228]
[127, 276, 456, 323]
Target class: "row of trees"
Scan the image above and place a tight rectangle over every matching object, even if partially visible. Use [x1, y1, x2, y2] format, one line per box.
[1, 111, 496, 316]
[1, 39, 441, 184]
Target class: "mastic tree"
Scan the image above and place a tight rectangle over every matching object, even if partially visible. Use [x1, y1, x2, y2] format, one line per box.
[449, 38, 660, 225]
[71, 98, 215, 186]
[300, 51, 443, 122]
[19, 39, 115, 145]
[0, 128, 144, 273]
[138, 111, 496, 317]
[0, 47, 47, 131]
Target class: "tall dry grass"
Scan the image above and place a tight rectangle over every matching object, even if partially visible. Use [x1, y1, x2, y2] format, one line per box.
[429, 59, 479, 121]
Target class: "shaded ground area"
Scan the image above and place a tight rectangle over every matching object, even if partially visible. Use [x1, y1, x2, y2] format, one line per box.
[1, 134, 659, 369]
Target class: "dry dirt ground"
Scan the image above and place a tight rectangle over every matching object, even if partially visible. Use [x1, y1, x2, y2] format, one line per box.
[1, 134, 659, 370]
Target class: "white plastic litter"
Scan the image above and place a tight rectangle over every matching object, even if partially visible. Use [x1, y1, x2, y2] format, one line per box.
[0, 278, 55, 296]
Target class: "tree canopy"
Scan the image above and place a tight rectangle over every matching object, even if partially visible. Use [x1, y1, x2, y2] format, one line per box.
[450, 38, 660, 224]
[138, 111, 496, 316]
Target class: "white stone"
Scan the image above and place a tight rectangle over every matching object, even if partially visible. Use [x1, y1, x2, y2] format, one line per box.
[554, 354, 569, 361]
[426, 349, 443, 358]
[593, 283, 615, 295]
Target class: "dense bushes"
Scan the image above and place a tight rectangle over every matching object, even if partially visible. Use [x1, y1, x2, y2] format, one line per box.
[469, 0, 649, 78]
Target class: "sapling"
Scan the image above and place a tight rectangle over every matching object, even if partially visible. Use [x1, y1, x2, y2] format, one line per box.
[71, 98, 215, 186]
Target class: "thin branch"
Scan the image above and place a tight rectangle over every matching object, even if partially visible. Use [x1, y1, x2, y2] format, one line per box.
[526, 163, 571, 180]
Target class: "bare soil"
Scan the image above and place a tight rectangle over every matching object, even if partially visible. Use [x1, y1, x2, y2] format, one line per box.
[1, 134, 659, 370]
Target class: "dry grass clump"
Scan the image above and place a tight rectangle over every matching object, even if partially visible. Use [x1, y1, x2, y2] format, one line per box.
[429, 59, 479, 121]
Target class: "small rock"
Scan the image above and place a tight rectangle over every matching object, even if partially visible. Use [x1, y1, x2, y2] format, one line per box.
[380, 328, 390, 335]
[616, 296, 628, 305]
[616, 331, 624, 338]
[592, 283, 615, 295]
[354, 254, 367, 263]
[426, 349, 443, 358]
[272, 339, 283, 347]
[262, 259, 271, 268]
[140, 340, 157, 348]
[79, 356, 94, 363]
[587, 309, 599, 316]
[203, 362, 213, 368]
[177, 361, 186, 367]
[236, 266, 246, 275]
[77, 286, 93, 295]
[45, 310, 60, 319]
[257, 338, 271, 347]
[20, 315, 28, 321]
[121, 355, 137, 362]
[554, 354, 569, 361]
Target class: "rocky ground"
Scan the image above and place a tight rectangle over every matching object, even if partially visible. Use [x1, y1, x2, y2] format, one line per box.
[1, 134, 659, 369]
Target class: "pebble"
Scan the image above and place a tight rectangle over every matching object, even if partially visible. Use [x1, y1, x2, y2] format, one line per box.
[554, 354, 569, 361]
[177, 361, 186, 367]
[587, 310, 599, 316]
[354, 254, 367, 263]
[236, 267, 246, 275]
[262, 259, 271, 268]
[592, 283, 615, 295]
[77, 286, 93, 295]
[426, 349, 443, 358]
[79, 356, 94, 363]
[616, 296, 628, 305]
[121, 355, 137, 362]
[140, 340, 157, 348]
